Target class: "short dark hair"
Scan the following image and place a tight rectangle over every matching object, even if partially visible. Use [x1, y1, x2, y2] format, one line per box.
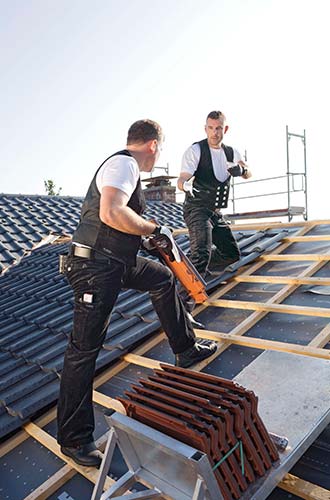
[206, 110, 225, 121]
[127, 119, 163, 144]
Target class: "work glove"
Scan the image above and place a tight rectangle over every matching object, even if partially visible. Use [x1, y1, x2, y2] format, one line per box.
[182, 177, 196, 197]
[141, 237, 160, 258]
[150, 226, 181, 262]
[227, 164, 247, 177]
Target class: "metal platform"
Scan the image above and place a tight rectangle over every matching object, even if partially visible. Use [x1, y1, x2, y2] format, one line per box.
[92, 412, 223, 500]
[234, 350, 330, 499]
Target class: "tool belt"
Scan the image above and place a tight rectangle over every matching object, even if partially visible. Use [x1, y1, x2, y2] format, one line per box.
[70, 244, 113, 262]
[59, 245, 112, 274]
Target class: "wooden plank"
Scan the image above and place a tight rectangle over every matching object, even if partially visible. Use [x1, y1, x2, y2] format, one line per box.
[206, 298, 330, 318]
[123, 353, 162, 369]
[234, 275, 330, 286]
[92, 391, 126, 413]
[23, 465, 76, 500]
[308, 323, 330, 348]
[230, 219, 330, 231]
[0, 409, 57, 459]
[195, 330, 330, 360]
[173, 219, 327, 235]
[279, 473, 330, 499]
[284, 235, 330, 242]
[261, 254, 330, 261]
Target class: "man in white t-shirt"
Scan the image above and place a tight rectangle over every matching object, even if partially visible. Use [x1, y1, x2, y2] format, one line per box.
[57, 119, 217, 467]
[178, 110, 251, 283]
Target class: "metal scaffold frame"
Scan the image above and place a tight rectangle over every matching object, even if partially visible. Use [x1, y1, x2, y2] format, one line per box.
[229, 125, 308, 222]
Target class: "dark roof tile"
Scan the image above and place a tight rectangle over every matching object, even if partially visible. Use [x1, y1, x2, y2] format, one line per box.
[0, 195, 187, 272]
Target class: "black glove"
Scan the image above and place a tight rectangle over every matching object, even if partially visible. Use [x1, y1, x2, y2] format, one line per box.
[227, 164, 247, 177]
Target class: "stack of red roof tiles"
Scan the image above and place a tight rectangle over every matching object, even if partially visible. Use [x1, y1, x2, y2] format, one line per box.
[118, 364, 279, 500]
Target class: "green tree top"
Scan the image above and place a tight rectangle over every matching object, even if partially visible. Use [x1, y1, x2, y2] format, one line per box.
[44, 180, 62, 196]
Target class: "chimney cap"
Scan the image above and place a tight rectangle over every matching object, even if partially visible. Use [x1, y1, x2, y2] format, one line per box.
[141, 175, 177, 188]
[141, 175, 177, 183]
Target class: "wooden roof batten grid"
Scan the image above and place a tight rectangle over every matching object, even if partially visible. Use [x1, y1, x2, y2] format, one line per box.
[1, 220, 330, 499]
[19, 220, 330, 498]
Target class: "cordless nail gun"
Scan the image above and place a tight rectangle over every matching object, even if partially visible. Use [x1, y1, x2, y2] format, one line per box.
[148, 231, 208, 304]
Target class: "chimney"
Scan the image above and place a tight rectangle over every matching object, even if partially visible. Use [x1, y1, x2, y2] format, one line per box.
[142, 175, 177, 202]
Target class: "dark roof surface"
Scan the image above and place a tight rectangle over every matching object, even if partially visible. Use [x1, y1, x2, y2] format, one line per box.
[0, 194, 186, 272]
[1, 194, 330, 499]
[0, 226, 293, 439]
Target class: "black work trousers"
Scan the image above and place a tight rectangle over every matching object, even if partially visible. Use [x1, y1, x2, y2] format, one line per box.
[183, 204, 240, 275]
[57, 254, 195, 447]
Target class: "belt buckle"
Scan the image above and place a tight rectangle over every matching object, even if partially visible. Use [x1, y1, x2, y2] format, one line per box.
[72, 245, 93, 259]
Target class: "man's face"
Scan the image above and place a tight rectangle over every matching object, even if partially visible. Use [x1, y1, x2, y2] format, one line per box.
[144, 138, 163, 172]
[205, 117, 228, 148]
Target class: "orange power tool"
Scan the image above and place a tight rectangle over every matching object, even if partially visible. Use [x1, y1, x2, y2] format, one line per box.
[149, 234, 208, 304]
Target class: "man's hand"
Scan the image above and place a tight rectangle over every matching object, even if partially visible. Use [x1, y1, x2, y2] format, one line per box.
[150, 226, 181, 262]
[141, 237, 159, 256]
[182, 177, 195, 197]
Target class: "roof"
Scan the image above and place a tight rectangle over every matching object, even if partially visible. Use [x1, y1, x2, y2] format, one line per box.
[0, 228, 294, 439]
[0, 194, 186, 272]
[0, 194, 329, 498]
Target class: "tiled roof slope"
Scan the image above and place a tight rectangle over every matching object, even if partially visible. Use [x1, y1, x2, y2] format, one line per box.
[0, 226, 292, 439]
[0, 194, 186, 272]
[0, 241, 161, 438]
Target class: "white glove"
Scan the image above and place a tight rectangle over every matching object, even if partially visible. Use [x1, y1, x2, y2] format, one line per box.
[182, 177, 195, 197]
[152, 226, 181, 262]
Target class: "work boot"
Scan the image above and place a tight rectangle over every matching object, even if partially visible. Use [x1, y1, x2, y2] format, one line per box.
[208, 257, 238, 274]
[186, 312, 205, 329]
[196, 338, 215, 347]
[60, 442, 102, 467]
[175, 340, 217, 368]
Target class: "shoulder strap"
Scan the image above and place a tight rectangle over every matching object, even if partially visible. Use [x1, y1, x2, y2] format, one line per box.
[222, 144, 234, 163]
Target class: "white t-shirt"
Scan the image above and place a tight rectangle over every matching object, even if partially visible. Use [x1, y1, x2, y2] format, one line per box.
[96, 154, 139, 196]
[181, 143, 242, 182]
[73, 154, 139, 248]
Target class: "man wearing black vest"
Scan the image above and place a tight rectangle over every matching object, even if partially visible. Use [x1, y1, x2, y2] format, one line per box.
[57, 119, 217, 467]
[178, 110, 251, 280]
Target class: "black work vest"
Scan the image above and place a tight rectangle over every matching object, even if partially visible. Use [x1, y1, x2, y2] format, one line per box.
[184, 139, 234, 211]
[72, 150, 146, 266]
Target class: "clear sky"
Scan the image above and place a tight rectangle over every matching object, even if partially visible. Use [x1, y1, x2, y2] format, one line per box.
[1, 0, 329, 219]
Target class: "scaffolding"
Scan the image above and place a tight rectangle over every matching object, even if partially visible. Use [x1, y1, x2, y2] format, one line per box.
[229, 126, 307, 222]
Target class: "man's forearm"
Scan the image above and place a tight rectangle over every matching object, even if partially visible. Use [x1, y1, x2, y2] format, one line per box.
[101, 205, 156, 236]
[177, 172, 193, 191]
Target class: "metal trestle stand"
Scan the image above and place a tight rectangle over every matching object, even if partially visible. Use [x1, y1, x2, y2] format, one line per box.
[92, 412, 223, 500]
